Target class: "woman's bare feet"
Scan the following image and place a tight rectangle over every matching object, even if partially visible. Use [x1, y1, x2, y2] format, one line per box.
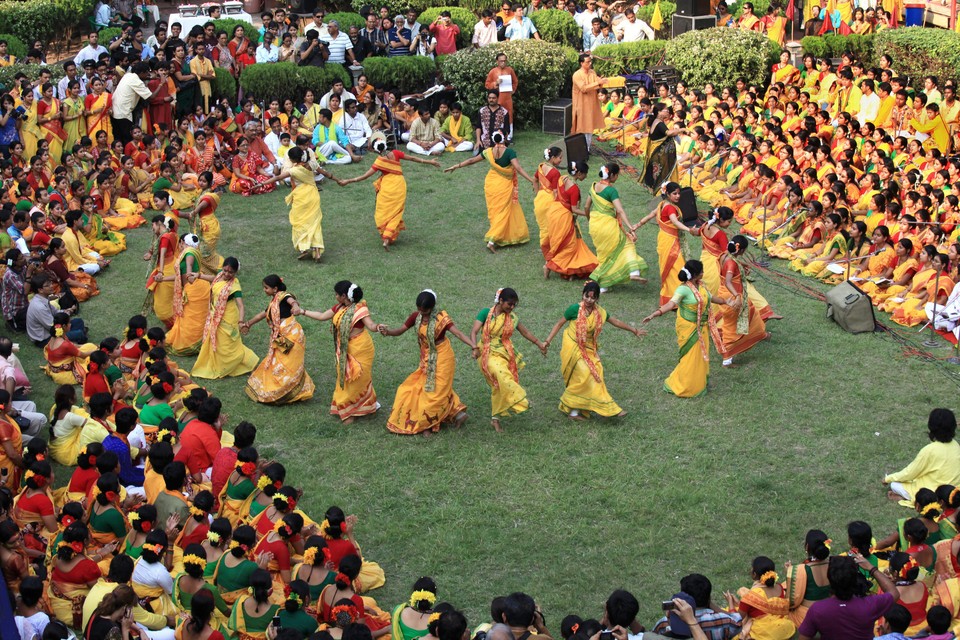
[491, 418, 503, 433]
[769, 313, 784, 320]
[342, 417, 354, 425]
[486, 241, 497, 254]
[454, 411, 468, 428]
[616, 410, 628, 417]
[630, 276, 648, 284]
[298, 250, 311, 260]
[887, 490, 904, 501]
[543, 264, 550, 279]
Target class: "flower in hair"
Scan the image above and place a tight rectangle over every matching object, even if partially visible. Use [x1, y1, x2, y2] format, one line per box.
[183, 554, 207, 568]
[61, 515, 76, 527]
[303, 546, 319, 565]
[332, 604, 356, 624]
[257, 475, 271, 491]
[128, 511, 140, 523]
[207, 531, 221, 544]
[189, 505, 206, 517]
[286, 592, 303, 606]
[493, 287, 503, 305]
[36, 453, 45, 462]
[88, 362, 99, 373]
[336, 572, 351, 585]
[236, 461, 257, 476]
[161, 382, 173, 394]
[921, 503, 939, 518]
[286, 495, 297, 510]
[274, 520, 292, 536]
[143, 543, 164, 555]
[409, 590, 437, 608]
[429, 612, 442, 624]
[543, 148, 552, 160]
[759, 570, 779, 584]
[135, 328, 145, 337]
[54, 326, 65, 337]
[319, 518, 333, 540]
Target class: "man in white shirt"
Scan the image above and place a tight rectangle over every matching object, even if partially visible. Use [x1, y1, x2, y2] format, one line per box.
[0, 338, 46, 445]
[304, 10, 326, 38]
[858, 78, 881, 126]
[617, 8, 655, 41]
[78, 60, 98, 96]
[320, 80, 353, 109]
[255, 31, 279, 63]
[473, 10, 498, 47]
[341, 99, 372, 152]
[575, 0, 602, 35]
[263, 117, 285, 171]
[320, 20, 355, 65]
[74, 31, 108, 66]
[111, 62, 159, 145]
[927, 279, 960, 335]
[56, 61, 79, 100]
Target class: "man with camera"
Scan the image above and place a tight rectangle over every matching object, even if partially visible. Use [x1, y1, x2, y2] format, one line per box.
[299, 30, 329, 67]
[430, 11, 460, 55]
[652, 575, 741, 640]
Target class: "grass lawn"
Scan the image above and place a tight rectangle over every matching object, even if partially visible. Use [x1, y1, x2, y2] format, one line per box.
[27, 131, 960, 630]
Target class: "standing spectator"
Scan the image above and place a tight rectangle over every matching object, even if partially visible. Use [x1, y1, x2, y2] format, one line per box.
[413, 26, 437, 58]
[1, 250, 37, 331]
[576, 0, 602, 35]
[571, 53, 606, 149]
[278, 32, 297, 62]
[320, 80, 351, 109]
[583, 18, 602, 50]
[407, 106, 444, 155]
[593, 21, 617, 48]
[299, 30, 329, 67]
[485, 53, 518, 140]
[505, 4, 541, 40]
[320, 20, 356, 75]
[111, 62, 159, 146]
[617, 8, 655, 41]
[189, 43, 215, 113]
[473, 10, 498, 47]
[305, 10, 326, 38]
[395, 8, 422, 37]
[255, 31, 279, 63]
[429, 11, 461, 55]
[359, 14, 388, 58]
[387, 18, 411, 57]
[74, 32, 108, 66]
[527, 0, 544, 12]
[476, 89, 510, 150]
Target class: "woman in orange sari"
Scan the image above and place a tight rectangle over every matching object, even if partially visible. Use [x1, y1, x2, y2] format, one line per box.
[637, 181, 697, 305]
[36, 83, 66, 164]
[84, 78, 112, 143]
[726, 557, 796, 640]
[533, 146, 563, 264]
[879, 245, 938, 313]
[166, 233, 210, 356]
[715, 235, 769, 368]
[227, 25, 256, 73]
[544, 161, 598, 279]
[341, 136, 441, 250]
[44, 312, 95, 385]
[892, 251, 954, 327]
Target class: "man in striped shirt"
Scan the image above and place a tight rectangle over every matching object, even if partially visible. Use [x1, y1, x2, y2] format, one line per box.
[320, 20, 356, 66]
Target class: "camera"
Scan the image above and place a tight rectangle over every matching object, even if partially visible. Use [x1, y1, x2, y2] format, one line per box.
[599, 631, 613, 640]
[271, 615, 282, 629]
[661, 601, 676, 611]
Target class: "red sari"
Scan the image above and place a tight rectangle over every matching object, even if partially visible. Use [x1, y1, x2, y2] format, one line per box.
[229, 153, 275, 196]
[228, 37, 256, 71]
[147, 77, 175, 131]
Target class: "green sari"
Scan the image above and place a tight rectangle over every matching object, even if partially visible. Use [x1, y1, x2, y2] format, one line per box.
[586, 184, 646, 289]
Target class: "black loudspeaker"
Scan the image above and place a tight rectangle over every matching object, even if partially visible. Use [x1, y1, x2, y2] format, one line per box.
[678, 187, 700, 226]
[675, 0, 712, 15]
[672, 14, 717, 37]
[543, 99, 573, 136]
[825, 281, 877, 334]
[564, 133, 589, 170]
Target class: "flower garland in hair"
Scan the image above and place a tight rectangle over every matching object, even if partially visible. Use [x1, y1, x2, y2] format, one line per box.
[429, 612, 442, 624]
[206, 531, 221, 545]
[274, 520, 293, 536]
[58, 540, 85, 554]
[143, 543, 165, 556]
[236, 460, 257, 476]
[256, 475, 272, 491]
[921, 503, 940, 518]
[759, 570, 778, 584]
[332, 604, 357, 626]
[286, 592, 303, 607]
[183, 554, 207, 569]
[409, 590, 437, 608]
[189, 505, 206, 518]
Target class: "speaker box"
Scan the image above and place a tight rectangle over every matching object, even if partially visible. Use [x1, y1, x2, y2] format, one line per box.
[678, 187, 700, 226]
[564, 133, 589, 170]
[543, 98, 573, 136]
[675, 0, 712, 15]
[825, 281, 877, 334]
[672, 14, 717, 37]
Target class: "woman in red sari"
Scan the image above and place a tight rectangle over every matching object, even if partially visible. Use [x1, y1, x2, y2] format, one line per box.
[228, 25, 256, 73]
[84, 78, 112, 144]
[544, 161, 598, 279]
[37, 82, 66, 164]
[147, 64, 176, 131]
[229, 137, 275, 196]
[318, 555, 390, 637]
[714, 235, 770, 368]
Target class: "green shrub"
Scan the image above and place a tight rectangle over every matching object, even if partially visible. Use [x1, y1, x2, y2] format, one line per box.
[213, 18, 258, 43]
[665, 27, 776, 90]
[0, 35, 27, 60]
[530, 9, 579, 47]
[419, 7, 476, 50]
[98, 27, 122, 44]
[213, 67, 237, 103]
[591, 41, 667, 76]
[349, 0, 447, 18]
[802, 33, 874, 65]
[0, 63, 64, 93]
[636, 1, 676, 34]
[873, 27, 960, 87]
[823, 33, 849, 57]
[440, 39, 570, 126]
[325, 12, 366, 31]
[800, 35, 828, 59]
[561, 45, 579, 77]
[239, 62, 349, 103]
[0, 0, 94, 42]
[459, 0, 500, 12]
[732, 0, 770, 18]
[362, 56, 436, 94]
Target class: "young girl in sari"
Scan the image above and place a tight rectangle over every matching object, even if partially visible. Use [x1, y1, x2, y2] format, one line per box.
[892, 252, 953, 327]
[216, 448, 259, 527]
[61, 81, 86, 153]
[173, 545, 231, 637]
[147, 214, 179, 328]
[191, 257, 259, 380]
[88, 474, 128, 554]
[583, 163, 647, 293]
[228, 568, 280, 639]
[715, 235, 770, 368]
[317, 555, 390, 636]
[293, 536, 336, 617]
[84, 79, 112, 143]
[643, 260, 733, 398]
[46, 522, 103, 630]
[544, 281, 645, 420]
[166, 234, 210, 356]
[725, 556, 796, 640]
[342, 135, 440, 250]
[783, 530, 832, 627]
[299, 281, 381, 424]
[544, 160, 598, 279]
[637, 181, 697, 303]
[186, 172, 223, 274]
[213, 525, 270, 606]
[443, 131, 533, 253]
[380, 289, 472, 435]
[469, 287, 547, 433]
[243, 275, 314, 405]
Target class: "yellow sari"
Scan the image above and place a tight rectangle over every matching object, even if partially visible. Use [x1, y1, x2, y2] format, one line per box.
[558, 302, 621, 417]
[587, 183, 645, 289]
[372, 153, 407, 243]
[386, 310, 466, 435]
[862, 256, 917, 304]
[85, 91, 112, 143]
[483, 147, 530, 247]
[544, 177, 598, 278]
[21, 102, 41, 159]
[148, 232, 178, 327]
[245, 292, 314, 405]
[285, 165, 324, 253]
[655, 201, 685, 304]
[737, 587, 796, 640]
[330, 302, 378, 421]
[63, 96, 86, 153]
[664, 284, 715, 398]
[478, 308, 527, 419]
[166, 246, 210, 356]
[192, 276, 259, 379]
[194, 192, 223, 274]
[534, 163, 560, 257]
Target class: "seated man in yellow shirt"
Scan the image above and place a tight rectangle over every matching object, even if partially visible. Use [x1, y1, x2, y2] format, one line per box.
[83, 554, 176, 640]
[440, 102, 475, 152]
[883, 408, 960, 505]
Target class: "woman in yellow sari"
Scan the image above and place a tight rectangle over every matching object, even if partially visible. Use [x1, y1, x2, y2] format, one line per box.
[725, 557, 796, 640]
[638, 181, 698, 304]
[380, 289, 472, 435]
[47, 522, 105, 630]
[544, 281, 645, 420]
[880, 245, 938, 313]
[186, 172, 223, 274]
[228, 568, 281, 640]
[80, 195, 126, 258]
[862, 238, 919, 304]
[643, 260, 732, 398]
[19, 90, 41, 159]
[544, 161, 599, 279]
[132, 530, 179, 620]
[147, 214, 179, 329]
[790, 213, 845, 277]
[166, 234, 211, 356]
[299, 281, 381, 424]
[532, 147, 564, 264]
[444, 131, 534, 252]
[84, 78, 112, 143]
[698, 148, 744, 204]
[217, 449, 259, 527]
[261, 148, 341, 262]
[61, 80, 86, 154]
[243, 275, 314, 405]
[584, 163, 647, 293]
[342, 135, 440, 250]
[771, 51, 800, 84]
[470, 288, 547, 433]
[191, 257, 260, 380]
[715, 236, 770, 367]
[892, 251, 954, 327]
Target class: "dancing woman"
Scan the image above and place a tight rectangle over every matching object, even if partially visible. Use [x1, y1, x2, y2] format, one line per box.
[636, 181, 698, 305]
[584, 163, 647, 292]
[191, 257, 259, 380]
[544, 160, 598, 279]
[164, 233, 210, 356]
[543, 281, 645, 420]
[714, 235, 770, 368]
[639, 102, 684, 191]
[298, 281, 381, 424]
[533, 146, 564, 263]
[469, 287, 547, 433]
[185, 172, 224, 274]
[242, 275, 314, 405]
[379, 289, 473, 435]
[643, 260, 733, 398]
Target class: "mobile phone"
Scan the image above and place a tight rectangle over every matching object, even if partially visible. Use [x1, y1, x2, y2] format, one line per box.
[272, 615, 282, 629]
[599, 631, 613, 640]
[661, 600, 676, 611]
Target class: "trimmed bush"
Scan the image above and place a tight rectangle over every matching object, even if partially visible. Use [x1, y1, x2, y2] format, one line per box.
[0, 63, 65, 93]
[636, 1, 676, 34]
[665, 27, 777, 89]
[0, 35, 27, 61]
[98, 27, 122, 44]
[362, 56, 436, 94]
[0, 0, 95, 42]
[419, 7, 476, 50]
[873, 27, 960, 83]
[440, 39, 570, 126]
[530, 9, 579, 47]
[800, 35, 828, 59]
[213, 67, 237, 103]
[239, 62, 349, 103]
[213, 18, 258, 44]
[350, 0, 448, 18]
[591, 41, 667, 76]
[460, 0, 501, 12]
[325, 12, 366, 31]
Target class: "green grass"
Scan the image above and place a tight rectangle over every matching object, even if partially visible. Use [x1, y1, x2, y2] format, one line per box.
[27, 131, 960, 630]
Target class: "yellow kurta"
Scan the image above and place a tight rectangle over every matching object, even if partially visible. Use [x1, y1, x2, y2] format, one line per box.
[884, 440, 960, 503]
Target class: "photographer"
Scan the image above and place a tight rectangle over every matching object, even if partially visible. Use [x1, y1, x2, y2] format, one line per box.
[500, 593, 551, 640]
[109, 26, 137, 58]
[298, 30, 328, 67]
[1, 249, 40, 332]
[652, 575, 741, 639]
[26, 273, 86, 347]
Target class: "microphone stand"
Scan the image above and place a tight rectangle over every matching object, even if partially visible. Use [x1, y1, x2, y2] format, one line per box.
[922, 268, 943, 348]
[756, 196, 771, 268]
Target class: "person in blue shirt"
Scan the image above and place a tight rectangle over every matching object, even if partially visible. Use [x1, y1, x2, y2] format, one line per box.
[874, 604, 910, 640]
[312, 108, 360, 164]
[8, 209, 29, 255]
[504, 4, 541, 40]
[101, 406, 145, 491]
[386, 18, 412, 56]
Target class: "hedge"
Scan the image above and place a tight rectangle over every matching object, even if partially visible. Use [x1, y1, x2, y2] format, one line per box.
[440, 39, 570, 126]
[637, 1, 677, 34]
[460, 0, 501, 11]
[873, 27, 960, 85]
[239, 62, 349, 103]
[361, 56, 436, 95]
[0, 0, 95, 43]
[213, 67, 237, 102]
[213, 18, 259, 44]
[591, 41, 667, 76]
[732, 0, 771, 18]
[530, 9, 580, 48]
[0, 34, 26, 61]
[419, 7, 476, 50]
[325, 12, 366, 31]
[98, 27, 122, 44]
[350, 0, 448, 18]
[0, 63, 65, 93]
[665, 27, 777, 90]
